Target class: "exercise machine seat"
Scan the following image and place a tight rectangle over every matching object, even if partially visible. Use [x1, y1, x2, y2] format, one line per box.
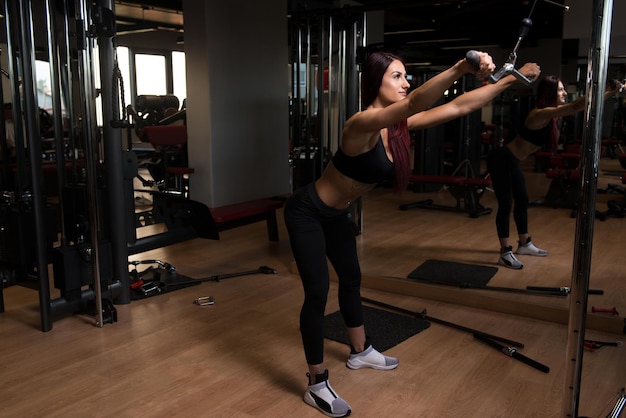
[140, 125, 194, 196]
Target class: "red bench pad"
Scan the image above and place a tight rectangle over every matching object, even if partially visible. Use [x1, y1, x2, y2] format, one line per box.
[211, 199, 284, 223]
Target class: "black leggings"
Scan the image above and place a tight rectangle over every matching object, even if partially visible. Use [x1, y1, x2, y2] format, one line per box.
[284, 183, 363, 365]
[486, 146, 529, 239]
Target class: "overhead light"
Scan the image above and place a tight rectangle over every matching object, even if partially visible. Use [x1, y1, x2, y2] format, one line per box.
[384, 28, 436, 36]
[115, 2, 183, 26]
[406, 38, 471, 45]
[116, 28, 158, 36]
[405, 62, 433, 67]
[116, 25, 183, 36]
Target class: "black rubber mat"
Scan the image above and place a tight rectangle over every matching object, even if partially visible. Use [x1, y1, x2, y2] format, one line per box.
[407, 259, 497, 288]
[324, 305, 430, 352]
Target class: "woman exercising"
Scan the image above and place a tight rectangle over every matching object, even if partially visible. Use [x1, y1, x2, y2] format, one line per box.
[284, 50, 540, 417]
[487, 76, 621, 270]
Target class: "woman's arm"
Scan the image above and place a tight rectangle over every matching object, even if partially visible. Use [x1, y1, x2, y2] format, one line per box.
[404, 52, 495, 115]
[527, 80, 622, 127]
[407, 62, 541, 130]
[527, 97, 585, 126]
[345, 52, 495, 135]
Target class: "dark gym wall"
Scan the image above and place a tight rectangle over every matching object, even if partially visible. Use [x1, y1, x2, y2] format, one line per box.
[564, 0, 626, 54]
[183, 1, 290, 208]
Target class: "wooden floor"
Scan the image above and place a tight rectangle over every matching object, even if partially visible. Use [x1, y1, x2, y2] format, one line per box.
[1, 154, 625, 418]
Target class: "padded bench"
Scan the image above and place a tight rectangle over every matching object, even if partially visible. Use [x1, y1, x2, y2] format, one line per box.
[399, 174, 492, 217]
[210, 197, 285, 241]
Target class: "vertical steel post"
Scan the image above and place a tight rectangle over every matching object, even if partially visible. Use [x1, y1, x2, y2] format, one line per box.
[316, 16, 326, 181]
[0, 47, 7, 171]
[325, 16, 333, 153]
[347, 14, 364, 233]
[95, 0, 131, 304]
[59, 0, 80, 183]
[4, 0, 28, 199]
[45, 0, 68, 245]
[561, 0, 613, 416]
[6, 0, 54, 331]
[304, 19, 313, 163]
[75, 0, 104, 327]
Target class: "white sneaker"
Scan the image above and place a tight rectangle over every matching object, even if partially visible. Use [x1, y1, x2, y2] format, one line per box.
[516, 238, 548, 256]
[346, 345, 399, 370]
[499, 246, 524, 269]
[303, 370, 352, 418]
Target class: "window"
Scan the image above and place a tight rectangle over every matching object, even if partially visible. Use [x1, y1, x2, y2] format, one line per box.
[35, 60, 65, 114]
[172, 51, 186, 108]
[89, 47, 186, 125]
[135, 53, 167, 96]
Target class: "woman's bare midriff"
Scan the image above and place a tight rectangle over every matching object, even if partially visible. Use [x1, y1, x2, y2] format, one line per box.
[506, 135, 541, 161]
[314, 161, 377, 210]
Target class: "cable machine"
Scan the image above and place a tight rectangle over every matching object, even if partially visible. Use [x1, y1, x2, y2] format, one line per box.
[288, 8, 366, 231]
[0, 0, 129, 330]
[288, 10, 364, 190]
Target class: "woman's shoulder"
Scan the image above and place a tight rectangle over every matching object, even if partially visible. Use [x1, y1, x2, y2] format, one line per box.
[524, 108, 549, 130]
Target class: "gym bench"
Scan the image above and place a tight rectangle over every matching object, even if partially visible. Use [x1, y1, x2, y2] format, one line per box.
[210, 197, 285, 241]
[399, 174, 492, 218]
[139, 125, 194, 197]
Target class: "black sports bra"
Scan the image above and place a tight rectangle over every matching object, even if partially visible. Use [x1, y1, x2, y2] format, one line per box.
[517, 123, 552, 147]
[331, 136, 395, 184]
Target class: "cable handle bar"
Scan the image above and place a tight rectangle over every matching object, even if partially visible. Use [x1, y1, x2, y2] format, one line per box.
[489, 63, 535, 85]
[465, 49, 533, 86]
[488, 17, 534, 85]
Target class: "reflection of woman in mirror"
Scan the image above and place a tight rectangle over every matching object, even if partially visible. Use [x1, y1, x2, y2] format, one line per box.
[487, 76, 621, 270]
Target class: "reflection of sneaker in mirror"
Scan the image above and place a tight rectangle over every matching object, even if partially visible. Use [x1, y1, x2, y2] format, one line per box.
[499, 246, 524, 269]
[516, 237, 548, 256]
[346, 346, 399, 370]
[303, 370, 351, 418]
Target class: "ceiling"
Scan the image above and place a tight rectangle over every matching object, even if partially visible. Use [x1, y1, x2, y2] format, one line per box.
[115, 0, 568, 65]
[113, 0, 183, 37]
[288, 0, 567, 64]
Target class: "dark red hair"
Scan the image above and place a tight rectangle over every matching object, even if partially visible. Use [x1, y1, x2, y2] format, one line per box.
[362, 52, 411, 194]
[535, 75, 561, 152]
